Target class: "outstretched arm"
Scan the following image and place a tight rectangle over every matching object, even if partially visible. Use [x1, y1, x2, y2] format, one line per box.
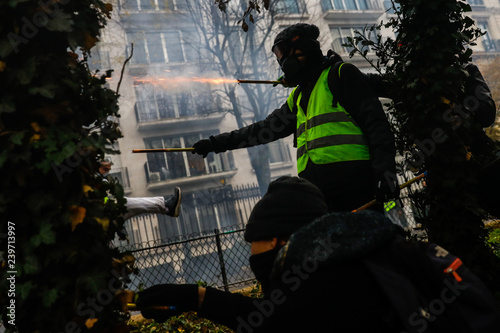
[192, 103, 296, 157]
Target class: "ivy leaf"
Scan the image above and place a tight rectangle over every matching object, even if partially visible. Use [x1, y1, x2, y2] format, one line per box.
[70, 206, 86, 231]
[10, 131, 25, 145]
[29, 84, 58, 98]
[18, 58, 36, 85]
[95, 217, 110, 232]
[0, 100, 16, 113]
[0, 39, 14, 58]
[23, 256, 39, 275]
[47, 12, 74, 32]
[31, 224, 56, 246]
[18, 282, 35, 300]
[43, 288, 59, 307]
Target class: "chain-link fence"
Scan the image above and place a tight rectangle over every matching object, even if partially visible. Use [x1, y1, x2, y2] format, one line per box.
[117, 175, 426, 292]
[118, 225, 254, 292]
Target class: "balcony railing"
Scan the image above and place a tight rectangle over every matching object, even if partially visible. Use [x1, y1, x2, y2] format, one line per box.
[322, 0, 385, 21]
[144, 151, 236, 185]
[134, 99, 221, 123]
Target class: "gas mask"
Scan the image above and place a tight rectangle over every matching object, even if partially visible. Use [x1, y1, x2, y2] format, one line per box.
[278, 52, 305, 86]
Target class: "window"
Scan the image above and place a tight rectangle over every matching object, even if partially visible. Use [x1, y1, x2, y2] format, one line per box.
[144, 133, 235, 183]
[468, 0, 484, 5]
[322, 0, 369, 11]
[268, 140, 292, 164]
[164, 32, 185, 62]
[478, 22, 496, 52]
[128, 32, 184, 64]
[271, 0, 301, 14]
[330, 26, 378, 54]
[121, 0, 186, 11]
[134, 84, 220, 122]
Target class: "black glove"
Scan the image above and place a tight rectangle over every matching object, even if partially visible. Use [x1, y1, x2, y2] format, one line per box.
[192, 139, 214, 158]
[374, 175, 400, 203]
[135, 284, 198, 323]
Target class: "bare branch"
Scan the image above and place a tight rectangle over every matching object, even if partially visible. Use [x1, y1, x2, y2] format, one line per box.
[115, 43, 133, 96]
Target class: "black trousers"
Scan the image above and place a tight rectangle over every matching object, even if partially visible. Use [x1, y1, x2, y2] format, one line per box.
[299, 159, 381, 213]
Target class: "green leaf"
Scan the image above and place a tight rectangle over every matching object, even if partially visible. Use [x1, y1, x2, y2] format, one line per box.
[10, 131, 24, 145]
[0, 39, 14, 58]
[18, 282, 35, 300]
[0, 100, 16, 113]
[31, 224, 56, 246]
[46, 12, 74, 32]
[18, 58, 36, 85]
[43, 288, 59, 307]
[23, 256, 39, 274]
[39, 224, 56, 245]
[29, 84, 58, 98]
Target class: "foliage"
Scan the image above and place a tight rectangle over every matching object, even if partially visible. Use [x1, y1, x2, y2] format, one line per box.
[0, 1, 133, 332]
[345, 0, 500, 294]
[235, 282, 263, 299]
[130, 314, 233, 333]
[487, 227, 500, 258]
[485, 221, 500, 258]
[479, 56, 500, 142]
[128, 284, 264, 333]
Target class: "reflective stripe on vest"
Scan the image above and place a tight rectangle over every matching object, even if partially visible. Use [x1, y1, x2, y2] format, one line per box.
[384, 201, 396, 212]
[287, 65, 370, 173]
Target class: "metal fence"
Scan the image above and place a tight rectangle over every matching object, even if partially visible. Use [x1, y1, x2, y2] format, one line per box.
[117, 174, 426, 292]
[118, 226, 253, 292]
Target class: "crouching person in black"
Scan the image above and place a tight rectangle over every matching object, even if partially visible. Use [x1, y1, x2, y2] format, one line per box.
[135, 176, 329, 332]
[136, 177, 500, 333]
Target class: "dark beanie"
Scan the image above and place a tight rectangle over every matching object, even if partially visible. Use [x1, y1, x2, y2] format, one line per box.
[273, 23, 320, 46]
[244, 176, 328, 242]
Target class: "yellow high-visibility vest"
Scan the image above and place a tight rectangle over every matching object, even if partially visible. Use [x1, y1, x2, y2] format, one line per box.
[287, 64, 371, 173]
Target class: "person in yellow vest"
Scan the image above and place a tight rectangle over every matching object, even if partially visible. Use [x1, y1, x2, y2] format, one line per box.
[192, 23, 398, 212]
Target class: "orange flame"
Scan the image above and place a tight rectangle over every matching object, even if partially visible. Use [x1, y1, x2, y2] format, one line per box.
[132, 75, 238, 87]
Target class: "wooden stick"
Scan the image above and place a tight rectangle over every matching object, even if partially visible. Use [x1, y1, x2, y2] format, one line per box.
[351, 172, 427, 213]
[127, 303, 175, 311]
[351, 199, 377, 213]
[132, 148, 195, 153]
[237, 79, 281, 85]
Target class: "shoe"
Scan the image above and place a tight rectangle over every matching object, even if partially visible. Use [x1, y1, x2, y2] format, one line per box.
[164, 187, 181, 217]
